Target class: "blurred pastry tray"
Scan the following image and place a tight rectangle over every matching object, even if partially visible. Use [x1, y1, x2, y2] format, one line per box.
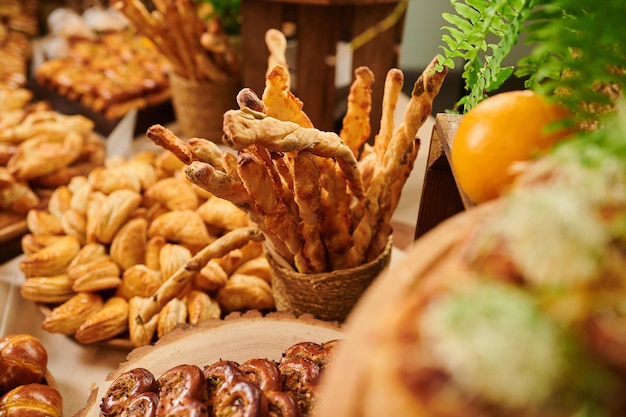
[28, 80, 175, 137]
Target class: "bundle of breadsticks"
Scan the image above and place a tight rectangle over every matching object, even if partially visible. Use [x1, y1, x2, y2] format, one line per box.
[111, 0, 239, 82]
[147, 56, 447, 274]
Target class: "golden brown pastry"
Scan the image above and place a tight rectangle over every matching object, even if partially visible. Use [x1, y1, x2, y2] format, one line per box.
[232, 256, 272, 283]
[20, 234, 66, 256]
[116, 265, 163, 300]
[19, 235, 81, 277]
[159, 243, 192, 280]
[60, 208, 87, 244]
[147, 209, 213, 251]
[216, 274, 275, 313]
[143, 177, 199, 211]
[145, 235, 167, 271]
[69, 258, 122, 293]
[47, 185, 72, 219]
[25, 209, 64, 236]
[185, 290, 221, 325]
[128, 297, 159, 348]
[192, 259, 228, 293]
[75, 296, 129, 344]
[41, 292, 104, 335]
[94, 189, 142, 244]
[0, 174, 40, 214]
[196, 196, 249, 231]
[214, 240, 264, 275]
[157, 298, 188, 339]
[19, 274, 75, 304]
[109, 217, 148, 271]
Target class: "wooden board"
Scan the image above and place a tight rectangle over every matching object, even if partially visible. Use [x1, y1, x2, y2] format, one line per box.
[73, 311, 343, 417]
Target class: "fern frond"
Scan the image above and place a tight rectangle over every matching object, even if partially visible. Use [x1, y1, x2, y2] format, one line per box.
[437, 0, 537, 112]
[517, 1, 626, 126]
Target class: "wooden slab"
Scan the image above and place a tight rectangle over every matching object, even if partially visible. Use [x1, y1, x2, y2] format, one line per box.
[73, 311, 343, 417]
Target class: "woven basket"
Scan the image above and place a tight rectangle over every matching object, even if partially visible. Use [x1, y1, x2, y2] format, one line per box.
[169, 73, 241, 141]
[266, 237, 393, 323]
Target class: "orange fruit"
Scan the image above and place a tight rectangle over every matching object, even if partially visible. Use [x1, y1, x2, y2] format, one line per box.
[451, 90, 573, 204]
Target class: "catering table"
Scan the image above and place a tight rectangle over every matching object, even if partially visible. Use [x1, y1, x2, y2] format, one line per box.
[0, 98, 430, 416]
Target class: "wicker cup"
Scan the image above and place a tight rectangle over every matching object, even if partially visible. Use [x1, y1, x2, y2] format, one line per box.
[266, 237, 393, 323]
[169, 72, 241, 141]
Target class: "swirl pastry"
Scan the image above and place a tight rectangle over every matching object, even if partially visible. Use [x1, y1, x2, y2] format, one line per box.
[156, 364, 207, 415]
[101, 368, 157, 416]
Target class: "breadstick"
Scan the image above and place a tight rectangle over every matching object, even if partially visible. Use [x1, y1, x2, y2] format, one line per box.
[222, 109, 364, 200]
[373, 69, 404, 162]
[237, 150, 307, 272]
[340, 66, 374, 157]
[262, 65, 313, 128]
[221, 151, 241, 181]
[188, 137, 225, 170]
[265, 28, 288, 80]
[146, 124, 195, 164]
[186, 159, 292, 265]
[349, 57, 448, 265]
[184, 161, 250, 206]
[133, 227, 264, 325]
[288, 151, 327, 273]
[319, 162, 353, 270]
[366, 138, 419, 261]
[237, 88, 266, 113]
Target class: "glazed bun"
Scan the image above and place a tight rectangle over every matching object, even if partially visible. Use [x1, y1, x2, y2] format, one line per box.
[0, 334, 48, 395]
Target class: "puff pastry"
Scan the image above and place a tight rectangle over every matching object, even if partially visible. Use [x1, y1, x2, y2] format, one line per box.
[109, 217, 148, 271]
[88, 166, 142, 194]
[216, 274, 274, 313]
[196, 196, 249, 231]
[128, 296, 159, 348]
[116, 265, 163, 300]
[20, 274, 75, 304]
[19, 235, 80, 277]
[95, 189, 142, 244]
[159, 243, 192, 280]
[157, 298, 187, 339]
[143, 177, 199, 211]
[47, 185, 72, 218]
[69, 258, 122, 292]
[20, 234, 66, 256]
[75, 296, 129, 344]
[147, 209, 213, 250]
[192, 259, 228, 293]
[26, 209, 64, 236]
[185, 290, 221, 325]
[8, 130, 84, 180]
[41, 292, 104, 335]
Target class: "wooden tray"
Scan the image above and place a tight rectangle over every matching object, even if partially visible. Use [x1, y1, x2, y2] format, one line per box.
[28, 80, 175, 137]
[73, 311, 343, 417]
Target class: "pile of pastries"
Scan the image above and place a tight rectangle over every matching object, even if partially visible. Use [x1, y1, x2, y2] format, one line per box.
[0, 0, 39, 88]
[19, 149, 276, 347]
[99, 340, 338, 417]
[0, 88, 105, 235]
[34, 7, 172, 120]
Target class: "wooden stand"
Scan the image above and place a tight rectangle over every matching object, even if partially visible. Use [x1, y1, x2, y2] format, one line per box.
[415, 113, 474, 239]
[240, 0, 406, 134]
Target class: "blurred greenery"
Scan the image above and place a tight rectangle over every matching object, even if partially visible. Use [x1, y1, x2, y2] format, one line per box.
[195, 0, 241, 35]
